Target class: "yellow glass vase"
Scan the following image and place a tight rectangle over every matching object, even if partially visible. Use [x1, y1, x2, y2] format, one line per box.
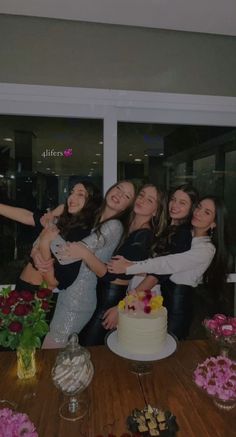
[17, 347, 36, 379]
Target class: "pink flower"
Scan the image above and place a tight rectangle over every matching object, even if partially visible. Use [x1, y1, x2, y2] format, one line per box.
[213, 314, 227, 322]
[194, 356, 236, 401]
[0, 408, 38, 437]
[220, 324, 234, 336]
[204, 319, 218, 331]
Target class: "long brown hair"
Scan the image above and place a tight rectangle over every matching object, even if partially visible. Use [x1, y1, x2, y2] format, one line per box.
[153, 184, 199, 255]
[94, 180, 136, 233]
[57, 181, 102, 238]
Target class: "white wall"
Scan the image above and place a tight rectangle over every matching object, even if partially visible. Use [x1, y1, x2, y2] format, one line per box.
[0, 14, 236, 96]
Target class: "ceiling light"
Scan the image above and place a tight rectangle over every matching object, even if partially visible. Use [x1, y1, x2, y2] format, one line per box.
[0, 174, 4, 178]
[3, 137, 13, 142]
[134, 158, 142, 162]
[95, 153, 101, 157]
[159, 153, 164, 156]
[144, 154, 148, 157]
[92, 161, 98, 165]
[46, 167, 51, 170]
[37, 161, 42, 164]
[10, 175, 15, 179]
[129, 153, 133, 157]
[99, 141, 103, 145]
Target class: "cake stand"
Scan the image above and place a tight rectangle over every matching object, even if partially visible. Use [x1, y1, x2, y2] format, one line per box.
[106, 330, 177, 374]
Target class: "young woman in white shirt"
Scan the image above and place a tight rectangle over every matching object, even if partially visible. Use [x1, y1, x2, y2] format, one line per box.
[107, 196, 230, 340]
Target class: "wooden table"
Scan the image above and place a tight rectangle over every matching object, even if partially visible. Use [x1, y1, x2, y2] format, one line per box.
[0, 340, 235, 436]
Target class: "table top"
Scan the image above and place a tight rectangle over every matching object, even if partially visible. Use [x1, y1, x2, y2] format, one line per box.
[0, 340, 235, 437]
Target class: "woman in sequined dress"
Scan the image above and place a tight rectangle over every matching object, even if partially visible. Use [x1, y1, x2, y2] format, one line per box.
[42, 180, 136, 348]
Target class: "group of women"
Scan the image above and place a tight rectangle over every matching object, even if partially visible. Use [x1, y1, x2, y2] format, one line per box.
[0, 178, 230, 346]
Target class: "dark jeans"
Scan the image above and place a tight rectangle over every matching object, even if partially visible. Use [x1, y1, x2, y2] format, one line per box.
[161, 279, 194, 340]
[79, 282, 127, 346]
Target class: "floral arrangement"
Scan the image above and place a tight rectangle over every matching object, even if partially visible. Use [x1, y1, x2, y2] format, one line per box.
[0, 408, 38, 437]
[118, 290, 163, 314]
[203, 314, 236, 344]
[194, 356, 236, 401]
[0, 284, 52, 350]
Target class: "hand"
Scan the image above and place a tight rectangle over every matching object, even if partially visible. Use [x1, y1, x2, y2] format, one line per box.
[102, 306, 118, 330]
[107, 255, 133, 274]
[39, 225, 59, 243]
[40, 211, 56, 228]
[58, 242, 88, 261]
[30, 246, 54, 273]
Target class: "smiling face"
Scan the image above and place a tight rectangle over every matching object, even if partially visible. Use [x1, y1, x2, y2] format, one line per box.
[67, 183, 88, 214]
[168, 190, 192, 224]
[134, 186, 159, 219]
[191, 198, 216, 234]
[105, 181, 135, 213]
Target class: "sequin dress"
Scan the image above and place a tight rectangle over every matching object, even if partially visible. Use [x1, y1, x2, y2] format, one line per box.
[48, 219, 123, 344]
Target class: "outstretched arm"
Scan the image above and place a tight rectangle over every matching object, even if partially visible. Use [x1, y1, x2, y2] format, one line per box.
[0, 203, 35, 226]
[0, 202, 64, 227]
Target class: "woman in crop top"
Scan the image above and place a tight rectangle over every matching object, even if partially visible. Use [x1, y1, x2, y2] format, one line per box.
[0, 180, 102, 292]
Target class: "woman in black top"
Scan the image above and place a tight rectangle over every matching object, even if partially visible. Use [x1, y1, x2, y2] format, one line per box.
[59, 184, 166, 346]
[105, 184, 199, 340]
[0, 180, 102, 292]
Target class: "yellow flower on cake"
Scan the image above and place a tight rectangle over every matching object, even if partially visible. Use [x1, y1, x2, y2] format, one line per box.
[150, 295, 163, 311]
[118, 300, 125, 310]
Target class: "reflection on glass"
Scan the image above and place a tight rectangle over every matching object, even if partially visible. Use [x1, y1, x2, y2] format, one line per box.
[0, 115, 103, 284]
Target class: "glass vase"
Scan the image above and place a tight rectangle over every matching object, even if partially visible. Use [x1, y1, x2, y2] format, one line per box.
[17, 347, 36, 379]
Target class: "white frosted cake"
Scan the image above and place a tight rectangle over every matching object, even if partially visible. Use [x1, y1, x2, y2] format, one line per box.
[117, 290, 167, 355]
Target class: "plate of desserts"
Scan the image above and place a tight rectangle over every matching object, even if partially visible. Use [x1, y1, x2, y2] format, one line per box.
[127, 404, 179, 436]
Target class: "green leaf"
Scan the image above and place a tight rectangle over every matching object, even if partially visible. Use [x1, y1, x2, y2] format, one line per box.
[0, 286, 11, 297]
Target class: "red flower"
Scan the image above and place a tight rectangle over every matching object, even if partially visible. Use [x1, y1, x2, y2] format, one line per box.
[9, 290, 21, 299]
[37, 288, 52, 299]
[6, 295, 18, 306]
[1, 306, 11, 315]
[14, 303, 32, 316]
[8, 321, 23, 333]
[41, 301, 50, 311]
[20, 290, 34, 302]
[144, 305, 151, 314]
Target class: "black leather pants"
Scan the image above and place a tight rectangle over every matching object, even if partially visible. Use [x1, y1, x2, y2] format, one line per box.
[161, 279, 194, 340]
[79, 282, 128, 346]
